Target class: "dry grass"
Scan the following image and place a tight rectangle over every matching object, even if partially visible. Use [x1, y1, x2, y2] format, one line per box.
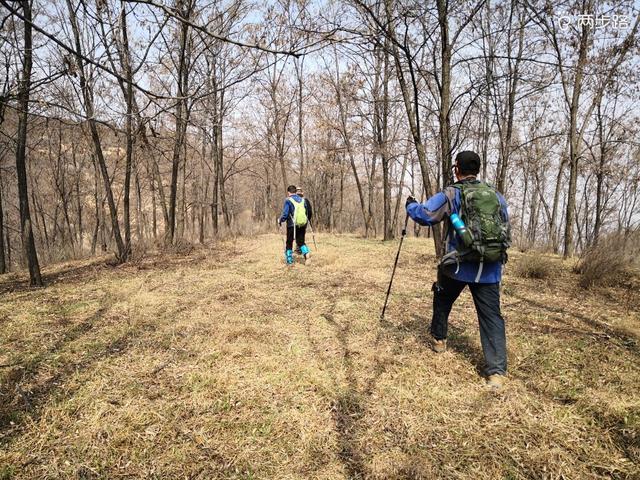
[575, 234, 640, 289]
[0, 234, 639, 479]
[512, 253, 557, 280]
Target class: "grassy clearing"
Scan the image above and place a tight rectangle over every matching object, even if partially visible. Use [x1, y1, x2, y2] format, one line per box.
[0, 234, 639, 479]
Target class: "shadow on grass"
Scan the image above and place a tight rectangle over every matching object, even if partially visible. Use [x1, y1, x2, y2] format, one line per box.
[0, 247, 218, 296]
[386, 314, 486, 378]
[302, 302, 399, 479]
[0, 257, 113, 295]
[320, 310, 367, 479]
[504, 294, 640, 465]
[509, 292, 639, 357]
[0, 295, 140, 447]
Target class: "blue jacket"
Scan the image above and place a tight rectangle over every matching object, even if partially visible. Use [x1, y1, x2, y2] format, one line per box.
[279, 195, 311, 228]
[406, 180, 509, 283]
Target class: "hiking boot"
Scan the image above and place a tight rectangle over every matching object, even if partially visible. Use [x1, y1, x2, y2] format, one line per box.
[300, 245, 310, 265]
[486, 374, 506, 390]
[432, 338, 447, 353]
[285, 249, 294, 265]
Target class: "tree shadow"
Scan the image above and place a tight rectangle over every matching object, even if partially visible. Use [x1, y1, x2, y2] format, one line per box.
[509, 292, 639, 357]
[0, 296, 140, 446]
[503, 294, 639, 465]
[389, 314, 486, 378]
[303, 304, 398, 479]
[0, 257, 113, 295]
[319, 311, 366, 479]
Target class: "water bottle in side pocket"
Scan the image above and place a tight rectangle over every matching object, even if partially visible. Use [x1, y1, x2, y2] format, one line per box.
[450, 213, 473, 247]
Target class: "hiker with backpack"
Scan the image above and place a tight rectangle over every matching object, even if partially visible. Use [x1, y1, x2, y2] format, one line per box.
[294, 187, 314, 254]
[278, 185, 311, 265]
[405, 151, 511, 389]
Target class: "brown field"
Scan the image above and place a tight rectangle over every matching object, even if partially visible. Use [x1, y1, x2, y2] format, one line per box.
[1, 234, 639, 479]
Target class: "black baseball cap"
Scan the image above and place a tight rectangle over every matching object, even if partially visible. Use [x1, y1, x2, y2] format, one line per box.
[454, 151, 481, 175]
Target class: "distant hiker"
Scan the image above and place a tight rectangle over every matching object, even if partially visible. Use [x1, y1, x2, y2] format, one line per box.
[278, 185, 311, 265]
[295, 187, 313, 254]
[405, 151, 511, 389]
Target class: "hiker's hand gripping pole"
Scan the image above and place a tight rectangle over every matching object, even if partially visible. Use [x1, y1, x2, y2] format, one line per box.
[380, 212, 411, 321]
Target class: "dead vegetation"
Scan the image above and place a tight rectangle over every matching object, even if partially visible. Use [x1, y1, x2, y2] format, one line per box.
[512, 253, 556, 279]
[0, 234, 639, 479]
[574, 232, 640, 289]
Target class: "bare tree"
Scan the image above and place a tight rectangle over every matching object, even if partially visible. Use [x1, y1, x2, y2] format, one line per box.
[15, 0, 42, 285]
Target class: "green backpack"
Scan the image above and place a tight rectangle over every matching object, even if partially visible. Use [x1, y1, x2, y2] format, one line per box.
[453, 182, 511, 263]
[288, 198, 308, 227]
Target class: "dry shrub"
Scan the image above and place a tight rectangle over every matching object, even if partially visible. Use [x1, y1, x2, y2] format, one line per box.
[514, 254, 555, 279]
[214, 217, 276, 242]
[574, 232, 640, 289]
[163, 238, 194, 255]
[128, 241, 150, 265]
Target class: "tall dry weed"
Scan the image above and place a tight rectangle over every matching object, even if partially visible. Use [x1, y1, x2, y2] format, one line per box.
[574, 232, 640, 288]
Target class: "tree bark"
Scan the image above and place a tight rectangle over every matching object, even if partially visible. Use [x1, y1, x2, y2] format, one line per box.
[121, 3, 133, 257]
[15, 0, 42, 286]
[384, 0, 442, 255]
[436, 0, 453, 188]
[0, 172, 6, 274]
[167, 0, 192, 244]
[333, 50, 371, 236]
[563, 21, 589, 258]
[495, 0, 525, 194]
[66, 0, 127, 262]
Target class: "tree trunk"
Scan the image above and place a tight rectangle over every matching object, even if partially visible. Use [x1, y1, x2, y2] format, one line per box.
[593, 102, 606, 245]
[374, 42, 392, 240]
[71, 139, 83, 252]
[563, 22, 589, 258]
[66, 0, 126, 262]
[15, 0, 42, 286]
[385, 0, 442, 255]
[0, 173, 6, 274]
[436, 0, 453, 188]
[168, 0, 192, 245]
[121, 4, 133, 257]
[333, 46, 371, 236]
[91, 155, 100, 255]
[495, 0, 525, 194]
[295, 57, 305, 183]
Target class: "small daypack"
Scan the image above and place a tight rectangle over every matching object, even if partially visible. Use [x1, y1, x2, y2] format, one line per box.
[452, 182, 511, 263]
[288, 198, 308, 227]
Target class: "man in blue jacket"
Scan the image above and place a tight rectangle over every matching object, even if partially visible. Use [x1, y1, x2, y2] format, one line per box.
[278, 185, 311, 265]
[406, 151, 510, 389]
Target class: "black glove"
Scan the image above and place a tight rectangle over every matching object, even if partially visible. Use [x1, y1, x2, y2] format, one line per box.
[406, 195, 417, 208]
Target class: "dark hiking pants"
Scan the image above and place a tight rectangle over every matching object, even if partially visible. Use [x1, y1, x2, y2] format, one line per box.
[431, 273, 507, 376]
[286, 225, 307, 251]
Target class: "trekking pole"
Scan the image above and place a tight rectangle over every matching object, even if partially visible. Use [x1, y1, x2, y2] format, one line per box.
[380, 213, 410, 320]
[278, 219, 286, 254]
[308, 220, 319, 251]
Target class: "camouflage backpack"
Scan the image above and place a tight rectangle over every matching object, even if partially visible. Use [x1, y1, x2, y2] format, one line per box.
[452, 182, 511, 263]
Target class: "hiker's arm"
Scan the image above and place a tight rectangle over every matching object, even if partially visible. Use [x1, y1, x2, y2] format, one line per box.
[498, 192, 511, 239]
[498, 192, 509, 222]
[406, 192, 451, 226]
[278, 200, 290, 225]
